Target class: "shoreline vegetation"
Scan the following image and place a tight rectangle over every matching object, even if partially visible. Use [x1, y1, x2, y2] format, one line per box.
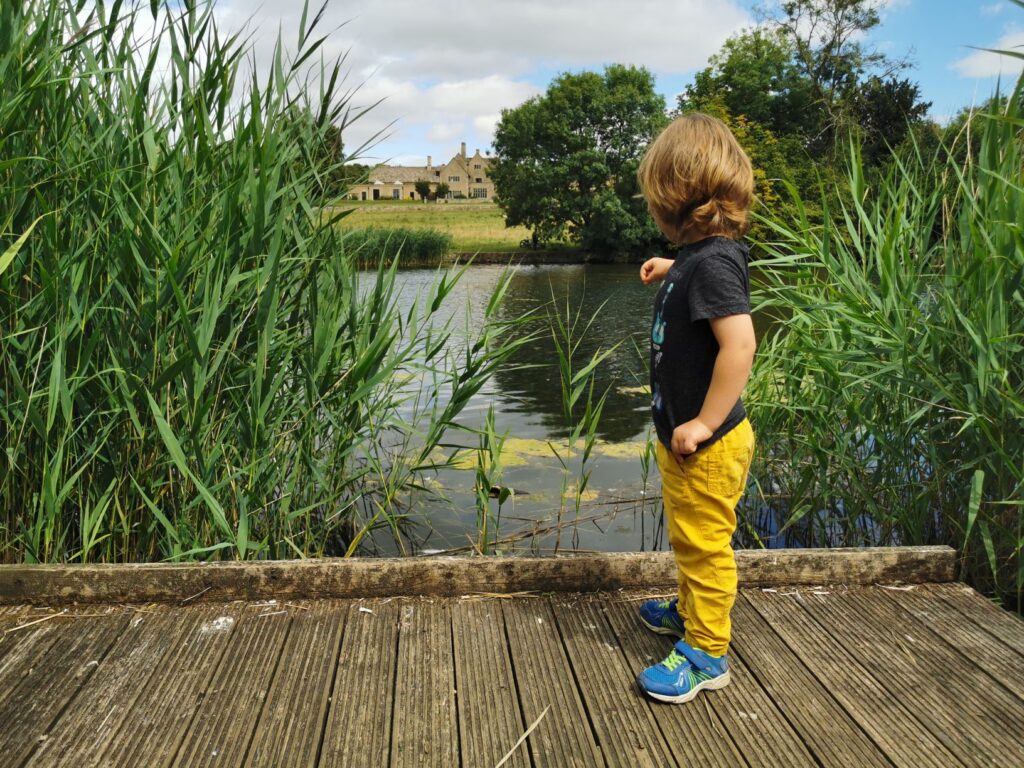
[1, 1, 1022, 612]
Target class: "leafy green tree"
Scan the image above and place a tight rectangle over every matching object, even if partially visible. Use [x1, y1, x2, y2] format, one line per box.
[435, 181, 450, 200]
[414, 179, 432, 201]
[850, 76, 931, 166]
[680, 28, 818, 140]
[491, 64, 669, 256]
[759, 0, 923, 153]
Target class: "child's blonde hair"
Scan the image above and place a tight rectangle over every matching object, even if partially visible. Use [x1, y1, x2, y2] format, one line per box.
[637, 113, 754, 243]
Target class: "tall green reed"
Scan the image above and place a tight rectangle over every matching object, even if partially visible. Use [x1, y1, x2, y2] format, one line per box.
[0, 0, 523, 563]
[546, 288, 616, 552]
[747, 78, 1024, 607]
[341, 227, 453, 268]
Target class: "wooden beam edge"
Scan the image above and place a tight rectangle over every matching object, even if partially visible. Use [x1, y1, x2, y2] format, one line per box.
[0, 546, 957, 605]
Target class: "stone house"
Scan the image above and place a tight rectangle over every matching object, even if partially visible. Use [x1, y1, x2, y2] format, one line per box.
[347, 142, 495, 201]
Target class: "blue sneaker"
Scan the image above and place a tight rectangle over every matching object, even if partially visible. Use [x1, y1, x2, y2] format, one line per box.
[636, 640, 731, 704]
[638, 597, 685, 638]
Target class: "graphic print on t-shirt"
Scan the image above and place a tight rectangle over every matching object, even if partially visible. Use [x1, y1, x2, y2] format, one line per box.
[651, 282, 672, 346]
[649, 237, 751, 453]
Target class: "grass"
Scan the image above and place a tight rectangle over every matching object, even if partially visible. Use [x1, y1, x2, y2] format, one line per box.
[341, 227, 453, 267]
[745, 81, 1024, 609]
[0, 0, 529, 563]
[332, 200, 578, 253]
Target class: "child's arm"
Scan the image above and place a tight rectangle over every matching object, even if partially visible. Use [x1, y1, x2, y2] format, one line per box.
[671, 313, 756, 456]
[639, 257, 674, 285]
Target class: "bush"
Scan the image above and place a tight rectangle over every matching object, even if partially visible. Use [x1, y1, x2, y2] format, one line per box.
[341, 227, 453, 267]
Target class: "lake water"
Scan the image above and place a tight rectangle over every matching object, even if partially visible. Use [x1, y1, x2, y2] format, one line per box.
[369, 263, 777, 556]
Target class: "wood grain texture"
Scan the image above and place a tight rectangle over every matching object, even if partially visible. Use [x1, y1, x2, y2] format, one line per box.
[451, 599, 529, 768]
[793, 585, 1024, 766]
[552, 595, 677, 768]
[244, 602, 345, 768]
[502, 598, 604, 767]
[390, 600, 458, 768]
[730, 598, 892, 768]
[0, 546, 957, 604]
[0, 583, 1019, 768]
[319, 601, 399, 768]
[171, 602, 294, 768]
[743, 589, 962, 767]
[0, 609, 129, 767]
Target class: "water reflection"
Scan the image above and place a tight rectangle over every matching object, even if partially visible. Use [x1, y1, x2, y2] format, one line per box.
[370, 262, 778, 556]
[491, 264, 655, 443]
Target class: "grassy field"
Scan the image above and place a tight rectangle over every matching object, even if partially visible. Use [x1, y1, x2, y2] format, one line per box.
[331, 200, 574, 253]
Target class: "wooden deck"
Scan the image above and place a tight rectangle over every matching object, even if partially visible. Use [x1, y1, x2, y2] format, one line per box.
[2, 581, 1023, 767]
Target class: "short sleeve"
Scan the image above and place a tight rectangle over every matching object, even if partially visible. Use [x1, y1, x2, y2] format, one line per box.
[687, 253, 750, 321]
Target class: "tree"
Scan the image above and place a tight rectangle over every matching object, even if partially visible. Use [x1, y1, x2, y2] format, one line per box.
[434, 182, 450, 200]
[850, 76, 931, 166]
[491, 64, 669, 256]
[414, 179, 431, 201]
[758, 0, 920, 152]
[680, 28, 818, 140]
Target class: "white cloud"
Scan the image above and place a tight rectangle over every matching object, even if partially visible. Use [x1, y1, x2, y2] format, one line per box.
[951, 30, 1024, 78]
[215, 0, 751, 159]
[981, 3, 1005, 16]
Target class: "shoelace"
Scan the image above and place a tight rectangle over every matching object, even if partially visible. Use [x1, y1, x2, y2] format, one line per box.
[661, 649, 687, 672]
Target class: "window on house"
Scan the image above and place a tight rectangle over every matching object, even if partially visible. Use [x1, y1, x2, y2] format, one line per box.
[435, 171, 440, 177]
[475, 177, 482, 183]
[392, 188, 400, 199]
[361, 191, 366, 200]
[448, 175, 460, 182]
[410, 192, 415, 199]
[471, 188, 487, 198]
[474, 164, 481, 169]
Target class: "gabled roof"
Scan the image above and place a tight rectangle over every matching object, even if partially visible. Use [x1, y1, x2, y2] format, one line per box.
[367, 165, 433, 184]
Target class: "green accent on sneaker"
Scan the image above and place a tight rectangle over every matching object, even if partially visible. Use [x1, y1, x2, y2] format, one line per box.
[662, 649, 686, 672]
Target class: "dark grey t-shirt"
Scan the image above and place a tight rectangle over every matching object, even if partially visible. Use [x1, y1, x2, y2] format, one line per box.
[650, 236, 751, 453]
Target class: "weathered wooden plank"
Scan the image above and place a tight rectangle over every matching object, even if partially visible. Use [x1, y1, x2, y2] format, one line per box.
[0, 546, 957, 604]
[603, 594, 811, 768]
[25, 607, 192, 767]
[451, 599, 529, 768]
[0, 609, 63, 694]
[743, 589, 962, 767]
[798, 585, 1024, 766]
[928, 582, 1024, 655]
[171, 602, 294, 767]
[319, 601, 399, 768]
[552, 595, 678, 768]
[95, 604, 243, 767]
[389, 600, 458, 768]
[244, 602, 345, 768]
[730, 598, 892, 768]
[502, 598, 603, 768]
[877, 584, 1024, 698]
[0, 609, 129, 767]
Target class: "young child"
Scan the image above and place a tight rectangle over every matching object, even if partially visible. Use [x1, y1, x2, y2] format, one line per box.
[634, 113, 757, 704]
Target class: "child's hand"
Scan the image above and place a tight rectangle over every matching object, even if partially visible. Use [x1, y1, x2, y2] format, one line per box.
[671, 418, 713, 457]
[640, 257, 673, 285]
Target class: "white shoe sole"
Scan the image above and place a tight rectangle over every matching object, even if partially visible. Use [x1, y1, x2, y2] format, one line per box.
[643, 670, 732, 704]
[640, 616, 685, 638]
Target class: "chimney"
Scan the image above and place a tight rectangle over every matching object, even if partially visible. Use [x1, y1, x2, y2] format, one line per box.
[427, 155, 432, 171]
[460, 141, 466, 158]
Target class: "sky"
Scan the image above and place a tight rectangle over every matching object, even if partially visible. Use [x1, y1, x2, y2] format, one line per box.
[210, 0, 1024, 166]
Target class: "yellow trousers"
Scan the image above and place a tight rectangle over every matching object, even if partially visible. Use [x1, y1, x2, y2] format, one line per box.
[656, 419, 754, 656]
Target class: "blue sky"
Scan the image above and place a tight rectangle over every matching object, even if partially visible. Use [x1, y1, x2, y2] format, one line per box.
[222, 0, 1024, 165]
